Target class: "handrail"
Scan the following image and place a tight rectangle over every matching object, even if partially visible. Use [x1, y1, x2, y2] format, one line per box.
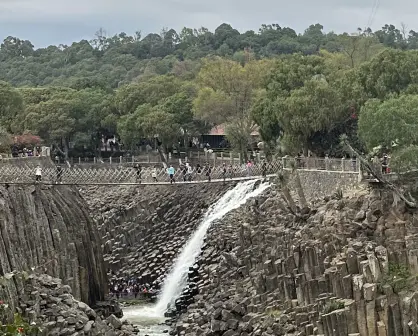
[0, 158, 359, 185]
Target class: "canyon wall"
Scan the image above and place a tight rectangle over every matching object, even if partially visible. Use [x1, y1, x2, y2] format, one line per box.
[173, 185, 418, 336]
[81, 170, 361, 289]
[81, 183, 231, 287]
[0, 185, 107, 307]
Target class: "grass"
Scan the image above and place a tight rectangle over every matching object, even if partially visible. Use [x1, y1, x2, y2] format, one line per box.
[379, 263, 411, 293]
[322, 301, 345, 314]
[265, 308, 282, 318]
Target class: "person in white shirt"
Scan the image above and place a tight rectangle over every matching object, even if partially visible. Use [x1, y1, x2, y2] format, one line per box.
[151, 166, 158, 182]
[35, 165, 42, 182]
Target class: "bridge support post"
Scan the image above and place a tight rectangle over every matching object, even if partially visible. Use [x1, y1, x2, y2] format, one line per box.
[78, 157, 81, 165]
[341, 158, 345, 171]
[238, 153, 241, 164]
[94, 157, 96, 164]
[132, 155, 135, 164]
[230, 152, 233, 164]
[110, 157, 112, 165]
[257, 153, 260, 162]
[221, 152, 224, 163]
[213, 153, 217, 167]
[120, 156, 122, 164]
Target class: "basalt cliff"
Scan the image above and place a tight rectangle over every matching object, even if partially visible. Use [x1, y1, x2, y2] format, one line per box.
[0, 184, 136, 335]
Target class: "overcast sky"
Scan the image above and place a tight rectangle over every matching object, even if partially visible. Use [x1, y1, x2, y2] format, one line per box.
[0, 0, 415, 47]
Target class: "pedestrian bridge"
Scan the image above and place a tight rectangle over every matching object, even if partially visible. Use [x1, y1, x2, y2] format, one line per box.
[0, 157, 359, 185]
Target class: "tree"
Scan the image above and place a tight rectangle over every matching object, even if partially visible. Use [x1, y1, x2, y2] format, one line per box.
[194, 58, 273, 160]
[276, 78, 346, 154]
[0, 81, 24, 133]
[114, 75, 182, 115]
[21, 87, 113, 159]
[336, 33, 383, 67]
[251, 90, 282, 157]
[357, 49, 418, 99]
[358, 95, 418, 152]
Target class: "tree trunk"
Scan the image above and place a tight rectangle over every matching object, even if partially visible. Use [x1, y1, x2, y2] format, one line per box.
[343, 138, 417, 208]
[63, 138, 69, 161]
[157, 146, 168, 167]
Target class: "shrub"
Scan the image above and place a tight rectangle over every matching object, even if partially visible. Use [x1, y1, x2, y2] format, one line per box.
[0, 301, 41, 335]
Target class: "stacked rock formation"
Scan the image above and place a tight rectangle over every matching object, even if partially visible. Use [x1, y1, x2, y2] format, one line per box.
[172, 186, 418, 336]
[19, 273, 136, 335]
[80, 184, 231, 288]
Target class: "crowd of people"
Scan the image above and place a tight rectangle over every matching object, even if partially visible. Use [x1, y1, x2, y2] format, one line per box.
[133, 160, 268, 184]
[109, 279, 159, 302]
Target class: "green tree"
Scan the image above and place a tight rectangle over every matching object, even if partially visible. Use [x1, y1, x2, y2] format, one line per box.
[194, 58, 273, 159]
[276, 78, 345, 154]
[358, 95, 418, 172]
[0, 81, 24, 133]
[358, 49, 418, 99]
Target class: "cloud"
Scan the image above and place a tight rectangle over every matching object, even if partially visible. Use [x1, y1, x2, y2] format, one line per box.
[0, 0, 416, 46]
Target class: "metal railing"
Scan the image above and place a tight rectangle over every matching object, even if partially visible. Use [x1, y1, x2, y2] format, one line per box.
[0, 157, 359, 185]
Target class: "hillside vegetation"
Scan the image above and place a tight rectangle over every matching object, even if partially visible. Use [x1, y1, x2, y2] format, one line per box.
[0, 23, 417, 168]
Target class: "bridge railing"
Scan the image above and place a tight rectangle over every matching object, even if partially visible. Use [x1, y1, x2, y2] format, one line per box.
[0, 157, 358, 184]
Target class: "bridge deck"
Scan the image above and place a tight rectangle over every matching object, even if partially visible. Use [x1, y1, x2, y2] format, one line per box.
[0, 175, 271, 185]
[0, 159, 359, 186]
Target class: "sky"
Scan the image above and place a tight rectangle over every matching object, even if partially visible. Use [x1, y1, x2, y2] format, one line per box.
[0, 0, 415, 48]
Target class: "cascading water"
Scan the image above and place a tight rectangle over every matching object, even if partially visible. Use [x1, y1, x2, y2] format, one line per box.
[155, 179, 270, 314]
[123, 180, 270, 332]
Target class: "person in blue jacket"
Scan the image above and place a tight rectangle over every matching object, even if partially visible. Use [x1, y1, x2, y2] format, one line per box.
[167, 165, 175, 184]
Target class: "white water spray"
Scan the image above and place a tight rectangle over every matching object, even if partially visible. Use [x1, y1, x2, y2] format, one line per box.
[152, 180, 270, 315]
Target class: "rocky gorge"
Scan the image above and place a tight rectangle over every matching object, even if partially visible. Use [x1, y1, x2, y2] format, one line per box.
[172, 184, 418, 336]
[80, 183, 231, 289]
[0, 184, 136, 335]
[1, 162, 415, 336]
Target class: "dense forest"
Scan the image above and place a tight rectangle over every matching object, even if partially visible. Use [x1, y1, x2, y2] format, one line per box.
[0, 22, 417, 168]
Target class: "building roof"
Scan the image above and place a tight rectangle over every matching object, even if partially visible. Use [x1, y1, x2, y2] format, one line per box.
[207, 124, 259, 136]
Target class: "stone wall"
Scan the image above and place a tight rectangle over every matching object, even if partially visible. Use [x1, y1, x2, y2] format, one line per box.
[288, 170, 361, 201]
[0, 185, 107, 307]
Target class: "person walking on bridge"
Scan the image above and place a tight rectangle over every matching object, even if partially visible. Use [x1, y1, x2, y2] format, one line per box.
[181, 164, 187, 182]
[56, 165, 63, 184]
[187, 163, 193, 182]
[35, 165, 42, 182]
[135, 164, 142, 183]
[167, 165, 175, 184]
[151, 166, 158, 182]
[262, 161, 267, 178]
[205, 165, 212, 182]
[222, 163, 227, 183]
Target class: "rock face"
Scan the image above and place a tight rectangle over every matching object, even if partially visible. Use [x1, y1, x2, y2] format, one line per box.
[20, 273, 136, 335]
[0, 185, 107, 307]
[172, 187, 418, 336]
[81, 184, 231, 288]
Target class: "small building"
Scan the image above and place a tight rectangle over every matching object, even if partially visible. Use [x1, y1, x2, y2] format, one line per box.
[201, 124, 260, 149]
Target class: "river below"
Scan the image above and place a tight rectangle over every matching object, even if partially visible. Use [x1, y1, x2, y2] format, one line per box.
[122, 304, 170, 335]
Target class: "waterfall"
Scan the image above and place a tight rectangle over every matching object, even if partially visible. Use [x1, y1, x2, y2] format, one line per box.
[154, 180, 270, 315]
